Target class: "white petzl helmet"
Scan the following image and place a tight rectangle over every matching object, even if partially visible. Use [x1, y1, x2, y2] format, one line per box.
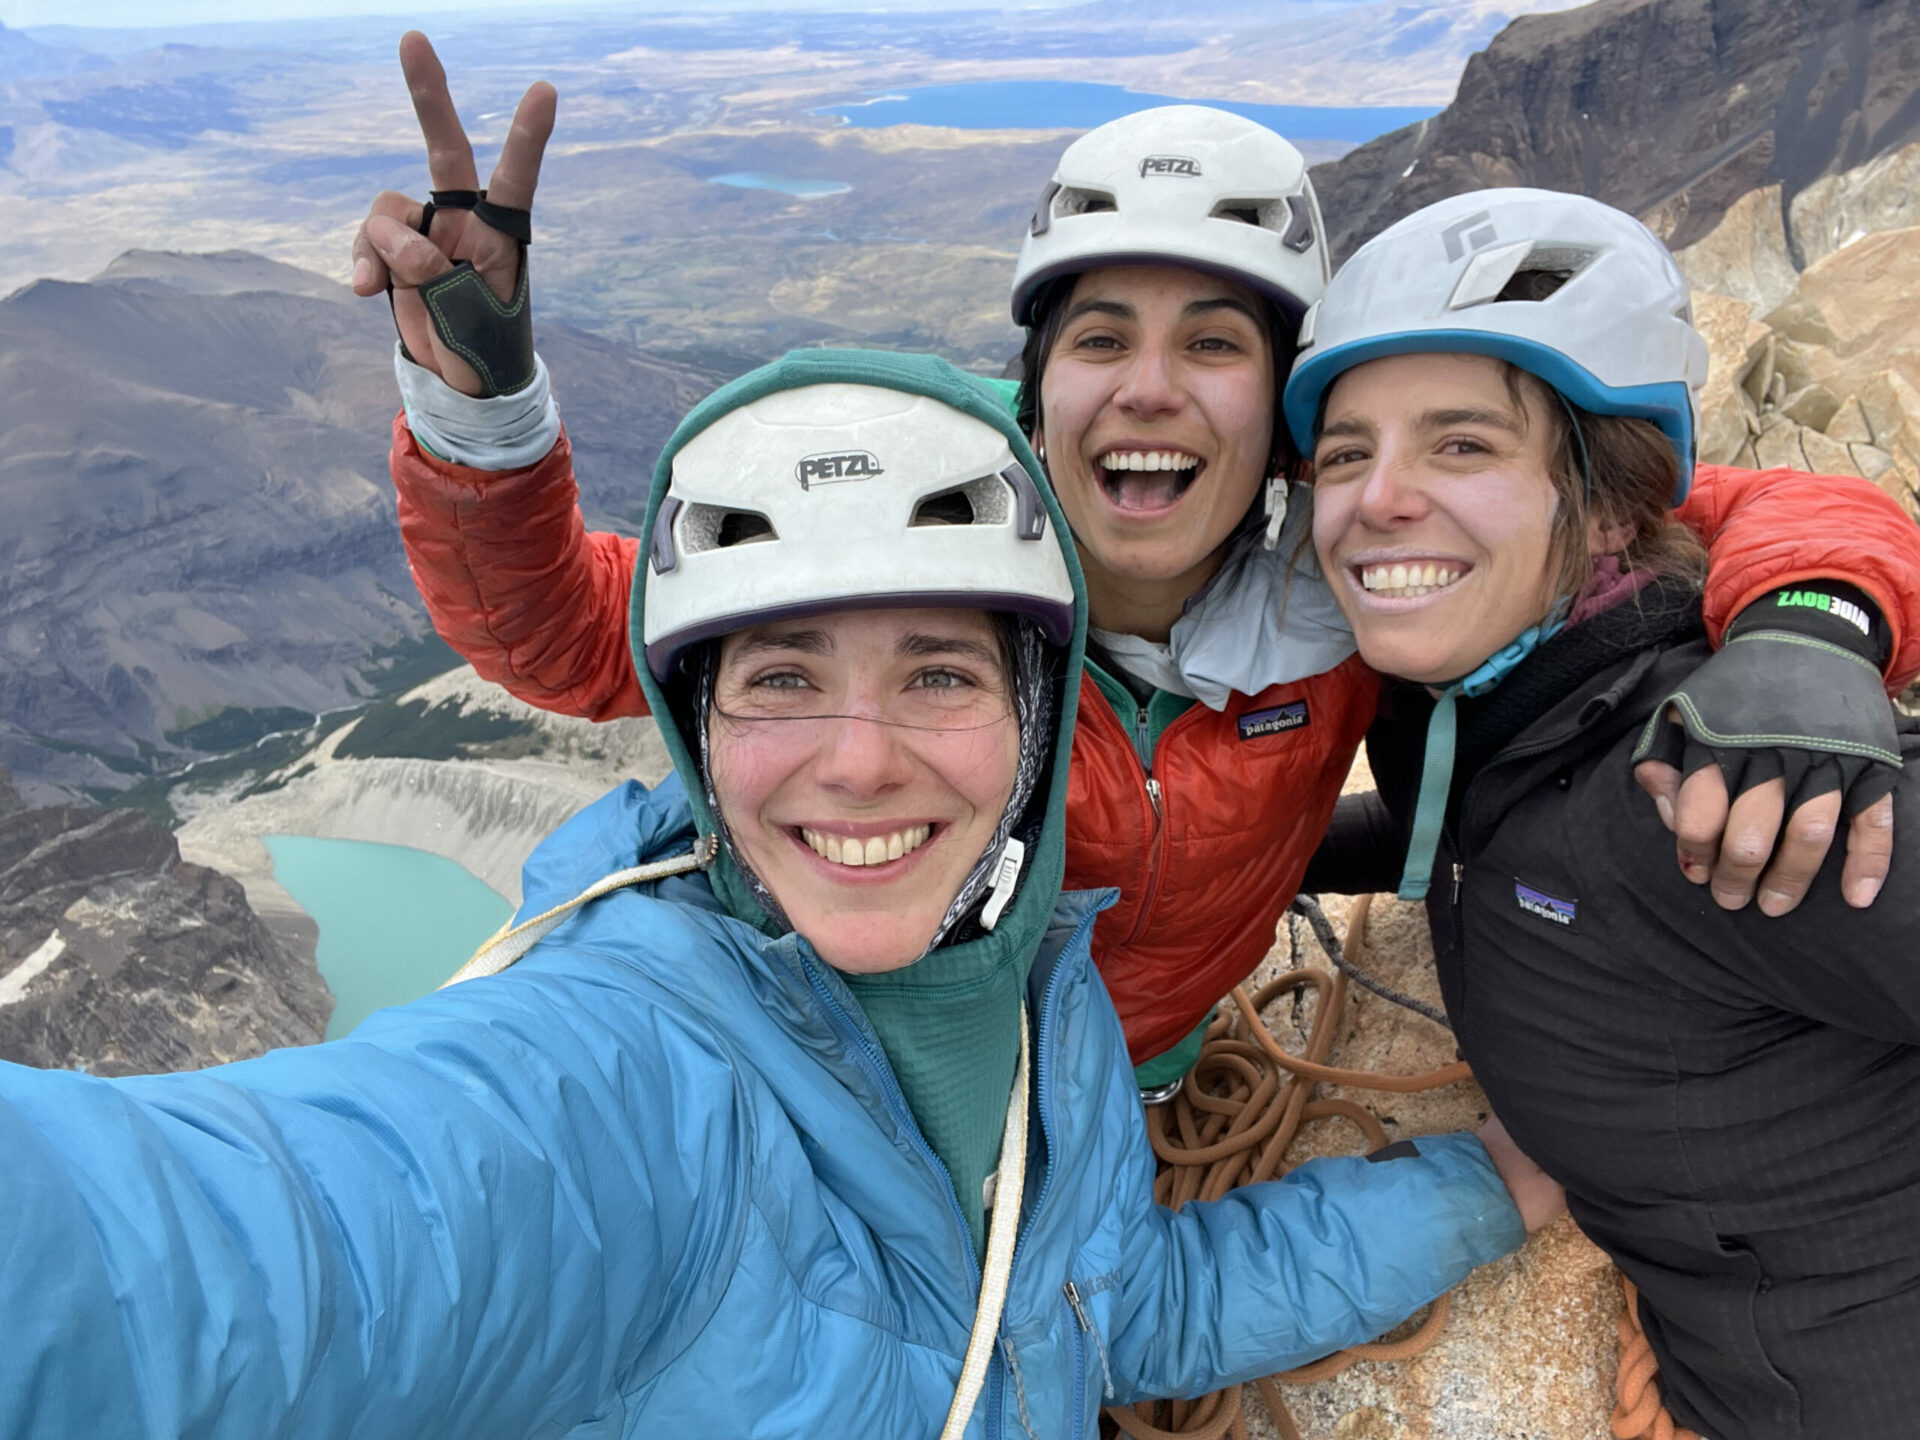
[1010, 105, 1331, 326]
[1283, 187, 1709, 501]
[643, 382, 1076, 679]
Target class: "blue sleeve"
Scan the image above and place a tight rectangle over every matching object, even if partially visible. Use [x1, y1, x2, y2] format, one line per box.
[0, 945, 746, 1439]
[1106, 1131, 1524, 1400]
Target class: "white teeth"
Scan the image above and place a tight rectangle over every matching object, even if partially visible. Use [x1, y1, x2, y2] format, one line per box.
[1099, 450, 1200, 472]
[801, 825, 933, 869]
[1358, 563, 1467, 600]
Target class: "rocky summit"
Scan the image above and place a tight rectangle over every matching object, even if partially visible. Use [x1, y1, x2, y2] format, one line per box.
[0, 763, 331, 1073]
[1311, 0, 1920, 264]
[1681, 140, 1920, 524]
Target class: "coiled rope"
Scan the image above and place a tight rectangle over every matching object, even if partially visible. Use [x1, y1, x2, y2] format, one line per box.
[1611, 1279, 1699, 1440]
[1105, 894, 1472, 1440]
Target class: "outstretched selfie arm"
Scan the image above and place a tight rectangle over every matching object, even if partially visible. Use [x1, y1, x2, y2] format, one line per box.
[0, 954, 742, 1438]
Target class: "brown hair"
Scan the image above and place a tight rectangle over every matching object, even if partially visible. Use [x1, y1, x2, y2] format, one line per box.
[1501, 364, 1705, 608]
[1011, 273, 1302, 479]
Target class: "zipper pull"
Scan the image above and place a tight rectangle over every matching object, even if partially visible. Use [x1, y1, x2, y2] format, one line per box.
[1064, 1280, 1093, 1330]
[1146, 777, 1163, 816]
[1451, 862, 1463, 904]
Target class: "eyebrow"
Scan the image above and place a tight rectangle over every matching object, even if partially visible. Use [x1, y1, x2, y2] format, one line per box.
[729, 628, 832, 658]
[1316, 407, 1524, 444]
[898, 632, 1000, 665]
[1061, 297, 1134, 325]
[1060, 295, 1263, 327]
[1183, 296, 1263, 326]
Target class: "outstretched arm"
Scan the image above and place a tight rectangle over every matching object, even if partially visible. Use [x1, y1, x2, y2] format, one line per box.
[0, 949, 741, 1439]
[1106, 1130, 1529, 1400]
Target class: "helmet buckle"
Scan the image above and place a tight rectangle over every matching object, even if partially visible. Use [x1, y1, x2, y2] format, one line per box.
[1262, 476, 1289, 551]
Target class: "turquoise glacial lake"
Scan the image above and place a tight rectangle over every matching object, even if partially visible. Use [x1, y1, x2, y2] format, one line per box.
[818, 81, 1439, 143]
[265, 835, 513, 1040]
[707, 171, 852, 198]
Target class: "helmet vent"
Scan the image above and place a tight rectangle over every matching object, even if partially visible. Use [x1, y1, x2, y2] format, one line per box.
[1055, 186, 1117, 218]
[1208, 197, 1284, 232]
[910, 474, 1011, 528]
[681, 502, 778, 554]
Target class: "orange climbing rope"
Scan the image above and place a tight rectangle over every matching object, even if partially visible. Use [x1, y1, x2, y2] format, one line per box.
[1105, 894, 1473, 1440]
[1611, 1278, 1700, 1440]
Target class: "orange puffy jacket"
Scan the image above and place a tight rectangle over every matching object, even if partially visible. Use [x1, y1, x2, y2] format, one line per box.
[391, 415, 1920, 1064]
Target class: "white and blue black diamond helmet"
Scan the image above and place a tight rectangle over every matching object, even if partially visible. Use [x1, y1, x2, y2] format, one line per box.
[1283, 188, 1709, 501]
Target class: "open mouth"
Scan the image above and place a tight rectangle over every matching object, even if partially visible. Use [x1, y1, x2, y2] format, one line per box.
[798, 824, 935, 869]
[1355, 561, 1468, 600]
[1095, 449, 1204, 514]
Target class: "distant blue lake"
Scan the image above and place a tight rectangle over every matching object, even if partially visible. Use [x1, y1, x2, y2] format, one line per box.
[265, 835, 513, 1040]
[817, 81, 1438, 143]
[707, 171, 852, 198]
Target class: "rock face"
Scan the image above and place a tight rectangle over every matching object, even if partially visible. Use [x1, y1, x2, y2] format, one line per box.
[0, 763, 332, 1074]
[1192, 759, 1624, 1440]
[1679, 142, 1920, 520]
[1311, 0, 1920, 264]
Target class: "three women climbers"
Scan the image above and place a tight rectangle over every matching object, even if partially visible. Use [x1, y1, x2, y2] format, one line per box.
[359, 37, 1920, 1099]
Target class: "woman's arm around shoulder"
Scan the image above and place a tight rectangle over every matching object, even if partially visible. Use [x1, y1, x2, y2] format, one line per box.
[1681, 462, 1920, 690]
[0, 949, 746, 1439]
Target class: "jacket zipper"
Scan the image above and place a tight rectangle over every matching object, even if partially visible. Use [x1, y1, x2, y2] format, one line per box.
[798, 956, 981, 1289]
[1064, 1289, 1087, 1440]
[1125, 702, 1168, 947]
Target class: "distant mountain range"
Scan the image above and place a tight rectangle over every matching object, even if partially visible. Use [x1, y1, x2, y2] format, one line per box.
[0, 252, 718, 802]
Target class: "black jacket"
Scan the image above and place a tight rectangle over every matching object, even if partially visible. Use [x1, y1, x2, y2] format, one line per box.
[1308, 581, 1920, 1440]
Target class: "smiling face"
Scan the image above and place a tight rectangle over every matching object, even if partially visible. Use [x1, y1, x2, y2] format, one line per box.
[1033, 264, 1277, 638]
[1310, 352, 1569, 686]
[706, 606, 1022, 974]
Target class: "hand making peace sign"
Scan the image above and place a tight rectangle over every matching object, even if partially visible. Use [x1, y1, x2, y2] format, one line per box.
[350, 32, 556, 397]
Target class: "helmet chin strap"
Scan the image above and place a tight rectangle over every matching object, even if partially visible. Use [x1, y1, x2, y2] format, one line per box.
[1394, 608, 1567, 901]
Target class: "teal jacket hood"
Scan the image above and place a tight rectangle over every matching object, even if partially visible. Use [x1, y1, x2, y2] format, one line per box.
[625, 347, 1089, 968]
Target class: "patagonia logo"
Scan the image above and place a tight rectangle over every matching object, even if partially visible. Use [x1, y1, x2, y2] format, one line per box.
[1776, 588, 1871, 637]
[796, 451, 884, 488]
[1514, 880, 1576, 926]
[1140, 154, 1202, 178]
[1238, 700, 1309, 740]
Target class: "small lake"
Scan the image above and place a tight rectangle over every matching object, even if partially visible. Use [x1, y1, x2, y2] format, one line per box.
[817, 81, 1439, 144]
[265, 835, 513, 1040]
[707, 171, 851, 198]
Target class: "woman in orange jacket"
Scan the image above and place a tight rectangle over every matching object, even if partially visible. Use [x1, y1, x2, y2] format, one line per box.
[353, 37, 1920, 1091]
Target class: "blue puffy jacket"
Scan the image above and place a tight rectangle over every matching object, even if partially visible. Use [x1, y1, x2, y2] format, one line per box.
[1, 774, 1523, 1439]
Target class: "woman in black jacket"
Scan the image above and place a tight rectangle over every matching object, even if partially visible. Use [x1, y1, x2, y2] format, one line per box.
[1282, 187, 1917, 1440]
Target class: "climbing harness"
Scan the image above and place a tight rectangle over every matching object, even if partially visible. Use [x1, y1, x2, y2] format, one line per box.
[1107, 894, 1472, 1440]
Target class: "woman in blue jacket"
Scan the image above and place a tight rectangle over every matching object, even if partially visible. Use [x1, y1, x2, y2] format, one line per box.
[0, 346, 1547, 1439]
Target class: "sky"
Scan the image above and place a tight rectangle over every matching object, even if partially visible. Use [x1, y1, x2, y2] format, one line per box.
[0, 0, 1058, 24]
